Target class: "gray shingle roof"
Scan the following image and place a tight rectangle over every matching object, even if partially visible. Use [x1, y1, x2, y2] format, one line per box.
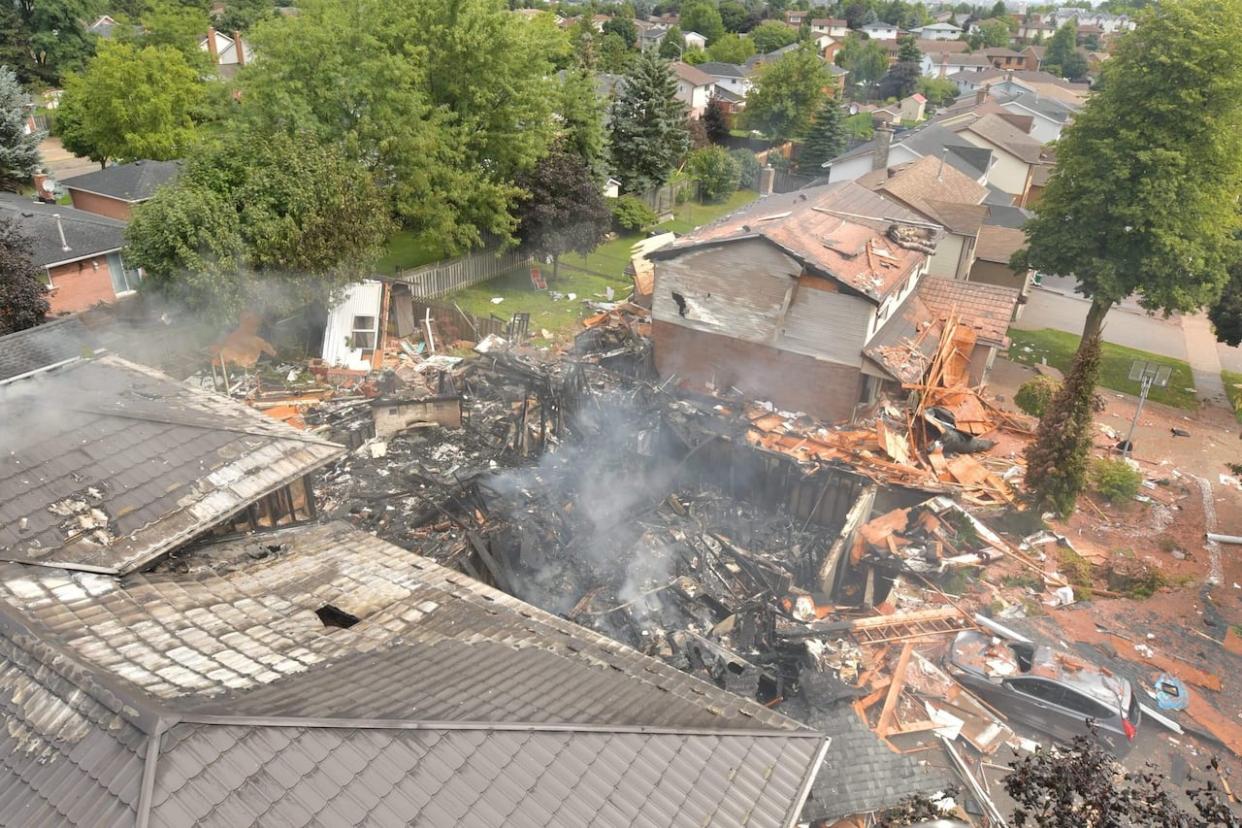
[836, 124, 994, 181]
[0, 316, 98, 383]
[61, 160, 181, 203]
[0, 355, 345, 574]
[0, 521, 828, 827]
[0, 193, 127, 267]
[698, 61, 746, 78]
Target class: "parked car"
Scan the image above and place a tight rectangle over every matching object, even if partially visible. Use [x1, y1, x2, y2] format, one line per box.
[946, 630, 1140, 755]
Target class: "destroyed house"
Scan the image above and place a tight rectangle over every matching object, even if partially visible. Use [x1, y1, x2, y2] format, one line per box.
[0, 521, 828, 827]
[651, 182, 1015, 421]
[0, 352, 344, 574]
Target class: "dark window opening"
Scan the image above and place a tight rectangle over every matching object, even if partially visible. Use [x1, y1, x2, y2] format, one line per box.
[315, 604, 361, 629]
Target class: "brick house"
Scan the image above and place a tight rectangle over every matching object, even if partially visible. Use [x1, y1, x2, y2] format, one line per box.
[0, 194, 139, 315]
[61, 160, 180, 222]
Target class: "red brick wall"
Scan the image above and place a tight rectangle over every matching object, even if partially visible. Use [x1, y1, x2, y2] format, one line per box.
[66, 189, 134, 221]
[46, 259, 118, 315]
[653, 320, 864, 422]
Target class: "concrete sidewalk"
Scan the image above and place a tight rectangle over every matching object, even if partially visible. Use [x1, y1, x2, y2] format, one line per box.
[1182, 313, 1229, 406]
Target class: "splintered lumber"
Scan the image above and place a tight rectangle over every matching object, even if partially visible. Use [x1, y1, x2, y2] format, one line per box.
[876, 643, 915, 738]
[779, 606, 971, 643]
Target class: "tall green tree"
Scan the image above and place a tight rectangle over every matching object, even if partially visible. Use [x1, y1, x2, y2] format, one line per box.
[706, 33, 755, 63]
[704, 98, 729, 143]
[514, 146, 611, 281]
[1043, 19, 1078, 72]
[557, 69, 609, 181]
[131, 0, 212, 67]
[600, 32, 634, 71]
[241, 0, 561, 252]
[57, 41, 203, 168]
[1023, 334, 1101, 516]
[216, 0, 278, 33]
[602, 16, 638, 48]
[1015, 0, 1242, 351]
[609, 52, 690, 193]
[658, 25, 687, 59]
[835, 34, 888, 92]
[0, 218, 48, 335]
[12, 0, 100, 85]
[0, 67, 42, 192]
[745, 45, 832, 141]
[125, 131, 391, 321]
[680, 0, 724, 44]
[686, 145, 740, 201]
[798, 100, 846, 172]
[718, 0, 748, 32]
[972, 18, 1011, 47]
[750, 19, 798, 53]
[896, 34, 921, 63]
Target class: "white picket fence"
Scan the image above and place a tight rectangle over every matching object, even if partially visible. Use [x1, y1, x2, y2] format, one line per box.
[391, 247, 530, 299]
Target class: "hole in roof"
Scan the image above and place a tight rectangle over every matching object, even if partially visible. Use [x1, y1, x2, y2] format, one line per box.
[315, 604, 361, 629]
[671, 291, 688, 317]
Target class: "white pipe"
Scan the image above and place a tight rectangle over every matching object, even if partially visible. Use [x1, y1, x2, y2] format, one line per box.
[1138, 702, 1183, 735]
[1205, 533, 1242, 545]
[974, 613, 1034, 645]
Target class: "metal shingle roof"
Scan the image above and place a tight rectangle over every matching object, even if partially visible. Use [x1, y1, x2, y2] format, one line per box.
[0, 522, 828, 827]
[0, 355, 345, 574]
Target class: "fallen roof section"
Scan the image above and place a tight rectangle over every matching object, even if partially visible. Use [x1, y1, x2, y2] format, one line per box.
[0, 354, 345, 574]
[0, 521, 828, 828]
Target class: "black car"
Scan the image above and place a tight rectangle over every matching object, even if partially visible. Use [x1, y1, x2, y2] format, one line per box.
[946, 630, 1140, 755]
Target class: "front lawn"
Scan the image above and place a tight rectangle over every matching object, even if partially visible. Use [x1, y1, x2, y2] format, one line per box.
[1008, 328, 1198, 410]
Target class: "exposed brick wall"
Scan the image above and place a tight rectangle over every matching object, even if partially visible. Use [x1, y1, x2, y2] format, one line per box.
[653, 320, 863, 422]
[46, 259, 118, 315]
[66, 189, 134, 222]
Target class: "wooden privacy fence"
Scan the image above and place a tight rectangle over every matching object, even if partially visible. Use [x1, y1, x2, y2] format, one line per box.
[391, 247, 530, 299]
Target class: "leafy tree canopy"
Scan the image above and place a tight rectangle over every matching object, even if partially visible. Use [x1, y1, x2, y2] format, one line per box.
[706, 33, 755, 64]
[717, 0, 748, 32]
[1015, 0, 1242, 346]
[750, 19, 798, 54]
[514, 145, 611, 280]
[125, 130, 391, 322]
[557, 68, 609, 181]
[745, 44, 831, 142]
[57, 41, 204, 168]
[658, 25, 687, 59]
[836, 34, 888, 89]
[240, 0, 563, 253]
[686, 145, 740, 201]
[0, 66, 42, 191]
[6, 0, 100, 86]
[680, 0, 724, 44]
[0, 217, 48, 335]
[602, 16, 637, 48]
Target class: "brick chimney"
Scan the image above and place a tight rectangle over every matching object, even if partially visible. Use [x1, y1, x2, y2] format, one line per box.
[32, 173, 54, 203]
[233, 31, 246, 66]
[205, 27, 219, 64]
[975, 83, 989, 105]
[872, 122, 895, 171]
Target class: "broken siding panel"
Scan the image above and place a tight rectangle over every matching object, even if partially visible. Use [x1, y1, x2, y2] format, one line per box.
[653, 241, 799, 346]
[926, 232, 966, 279]
[321, 280, 384, 371]
[778, 288, 872, 367]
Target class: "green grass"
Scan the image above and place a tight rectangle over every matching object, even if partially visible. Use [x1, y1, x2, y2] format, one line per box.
[443, 190, 760, 342]
[376, 230, 447, 274]
[1008, 328, 1199, 410]
[1223, 370, 1242, 423]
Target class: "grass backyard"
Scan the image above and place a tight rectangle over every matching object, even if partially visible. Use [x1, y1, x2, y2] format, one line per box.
[1008, 328, 1199, 410]
[376, 230, 447, 274]
[446, 190, 759, 341]
[1223, 370, 1242, 422]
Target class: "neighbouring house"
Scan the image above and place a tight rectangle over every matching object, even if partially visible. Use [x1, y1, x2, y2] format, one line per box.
[0, 193, 140, 315]
[638, 23, 669, 50]
[650, 182, 1017, 419]
[199, 27, 253, 77]
[900, 92, 927, 122]
[952, 112, 1045, 201]
[0, 350, 345, 574]
[922, 51, 992, 78]
[700, 61, 753, 98]
[995, 89, 1079, 142]
[671, 61, 717, 118]
[958, 69, 1090, 105]
[825, 123, 994, 187]
[651, 183, 931, 420]
[1016, 15, 1057, 41]
[910, 22, 963, 39]
[322, 280, 388, 371]
[858, 153, 988, 281]
[810, 17, 850, 37]
[0, 520, 829, 828]
[983, 46, 1024, 69]
[683, 30, 708, 50]
[711, 83, 747, 119]
[969, 224, 1033, 313]
[860, 20, 900, 40]
[60, 160, 180, 222]
[890, 275, 1019, 385]
[1026, 162, 1054, 205]
[785, 9, 809, 26]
